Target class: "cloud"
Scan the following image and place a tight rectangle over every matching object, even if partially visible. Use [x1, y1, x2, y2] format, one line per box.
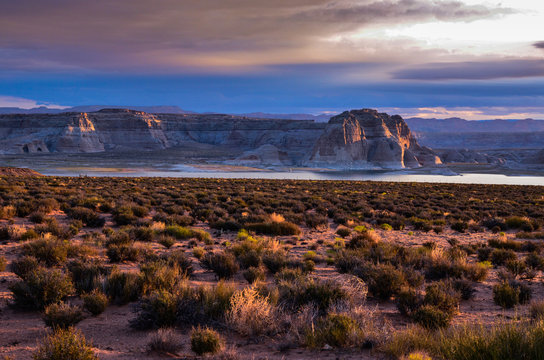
[392, 60, 544, 80]
[534, 41, 544, 49]
[0, 96, 67, 109]
[0, 0, 513, 72]
[379, 106, 544, 120]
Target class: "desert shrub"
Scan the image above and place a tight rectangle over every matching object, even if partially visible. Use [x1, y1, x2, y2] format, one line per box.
[11, 255, 39, 279]
[210, 218, 242, 232]
[112, 206, 137, 225]
[477, 247, 493, 262]
[33, 327, 98, 360]
[451, 221, 468, 233]
[347, 231, 379, 249]
[140, 260, 186, 295]
[492, 281, 532, 309]
[43, 302, 85, 329]
[490, 249, 517, 266]
[396, 288, 423, 316]
[157, 235, 175, 248]
[227, 286, 276, 336]
[131, 289, 179, 330]
[305, 313, 361, 348]
[66, 207, 105, 228]
[29, 211, 47, 224]
[505, 259, 528, 278]
[105, 230, 132, 246]
[148, 328, 182, 354]
[243, 266, 265, 284]
[191, 245, 205, 258]
[164, 250, 194, 277]
[453, 279, 476, 300]
[9, 267, 74, 309]
[106, 244, 141, 263]
[529, 300, 544, 320]
[103, 270, 143, 305]
[380, 223, 393, 231]
[0, 226, 10, 242]
[245, 221, 301, 236]
[412, 305, 451, 330]
[200, 252, 239, 279]
[277, 276, 346, 313]
[165, 225, 193, 239]
[526, 253, 544, 270]
[305, 213, 328, 229]
[192, 229, 212, 243]
[23, 237, 68, 266]
[82, 289, 108, 316]
[488, 238, 523, 251]
[67, 260, 108, 294]
[505, 216, 534, 231]
[363, 263, 406, 300]
[423, 282, 460, 317]
[191, 326, 224, 355]
[336, 227, 351, 238]
[262, 249, 288, 274]
[0, 255, 6, 271]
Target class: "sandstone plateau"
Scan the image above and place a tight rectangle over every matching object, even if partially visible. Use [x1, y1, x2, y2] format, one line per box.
[0, 108, 441, 169]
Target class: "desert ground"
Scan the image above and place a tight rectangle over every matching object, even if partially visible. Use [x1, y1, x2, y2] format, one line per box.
[1, 176, 543, 359]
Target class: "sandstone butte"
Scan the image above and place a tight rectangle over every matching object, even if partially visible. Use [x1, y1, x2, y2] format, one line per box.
[0, 108, 442, 170]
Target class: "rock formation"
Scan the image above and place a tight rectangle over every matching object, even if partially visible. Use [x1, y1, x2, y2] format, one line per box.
[306, 109, 440, 169]
[0, 108, 441, 170]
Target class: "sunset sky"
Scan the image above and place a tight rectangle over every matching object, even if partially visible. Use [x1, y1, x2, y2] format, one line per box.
[1, 0, 543, 119]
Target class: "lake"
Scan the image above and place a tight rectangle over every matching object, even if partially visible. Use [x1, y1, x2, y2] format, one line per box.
[38, 167, 544, 186]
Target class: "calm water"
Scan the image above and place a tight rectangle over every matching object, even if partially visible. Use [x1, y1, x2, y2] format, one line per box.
[39, 168, 544, 186]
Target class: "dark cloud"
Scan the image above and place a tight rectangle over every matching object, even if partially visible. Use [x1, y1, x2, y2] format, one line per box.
[392, 60, 544, 80]
[534, 41, 544, 49]
[0, 0, 513, 71]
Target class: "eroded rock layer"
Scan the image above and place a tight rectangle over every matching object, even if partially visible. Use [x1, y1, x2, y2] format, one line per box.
[0, 108, 438, 169]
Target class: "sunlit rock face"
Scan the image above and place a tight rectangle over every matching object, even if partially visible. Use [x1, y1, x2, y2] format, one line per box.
[0, 108, 441, 170]
[306, 109, 440, 169]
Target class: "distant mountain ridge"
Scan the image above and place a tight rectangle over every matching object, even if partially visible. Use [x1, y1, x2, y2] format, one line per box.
[406, 117, 544, 133]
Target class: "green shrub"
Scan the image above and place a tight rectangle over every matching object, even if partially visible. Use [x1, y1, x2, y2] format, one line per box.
[131, 289, 179, 329]
[493, 282, 520, 309]
[396, 288, 423, 316]
[43, 302, 84, 329]
[200, 252, 239, 279]
[165, 225, 193, 239]
[190, 326, 224, 355]
[278, 276, 346, 313]
[451, 221, 468, 233]
[11, 255, 39, 279]
[106, 244, 141, 263]
[505, 216, 534, 231]
[82, 289, 108, 316]
[245, 222, 301, 236]
[453, 279, 476, 300]
[147, 328, 182, 354]
[364, 263, 406, 300]
[305, 313, 361, 348]
[10, 267, 74, 309]
[490, 249, 517, 266]
[413, 305, 451, 330]
[243, 266, 266, 284]
[140, 260, 186, 294]
[23, 237, 68, 266]
[336, 227, 351, 238]
[66, 207, 105, 228]
[423, 282, 460, 317]
[262, 249, 288, 274]
[33, 327, 98, 360]
[104, 270, 143, 305]
[157, 235, 175, 248]
[164, 250, 194, 277]
[67, 260, 108, 294]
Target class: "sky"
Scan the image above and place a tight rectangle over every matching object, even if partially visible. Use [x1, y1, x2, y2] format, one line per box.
[0, 0, 543, 119]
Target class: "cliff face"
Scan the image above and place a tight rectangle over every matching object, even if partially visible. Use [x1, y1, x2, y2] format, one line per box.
[0, 108, 438, 169]
[306, 109, 440, 169]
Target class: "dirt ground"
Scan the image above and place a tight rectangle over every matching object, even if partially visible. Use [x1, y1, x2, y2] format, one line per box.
[0, 212, 539, 360]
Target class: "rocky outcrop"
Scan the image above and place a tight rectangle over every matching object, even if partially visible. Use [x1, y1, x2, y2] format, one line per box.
[438, 149, 506, 165]
[306, 109, 440, 169]
[0, 108, 442, 170]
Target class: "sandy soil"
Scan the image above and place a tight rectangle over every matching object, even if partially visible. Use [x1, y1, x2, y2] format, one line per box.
[0, 211, 539, 359]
